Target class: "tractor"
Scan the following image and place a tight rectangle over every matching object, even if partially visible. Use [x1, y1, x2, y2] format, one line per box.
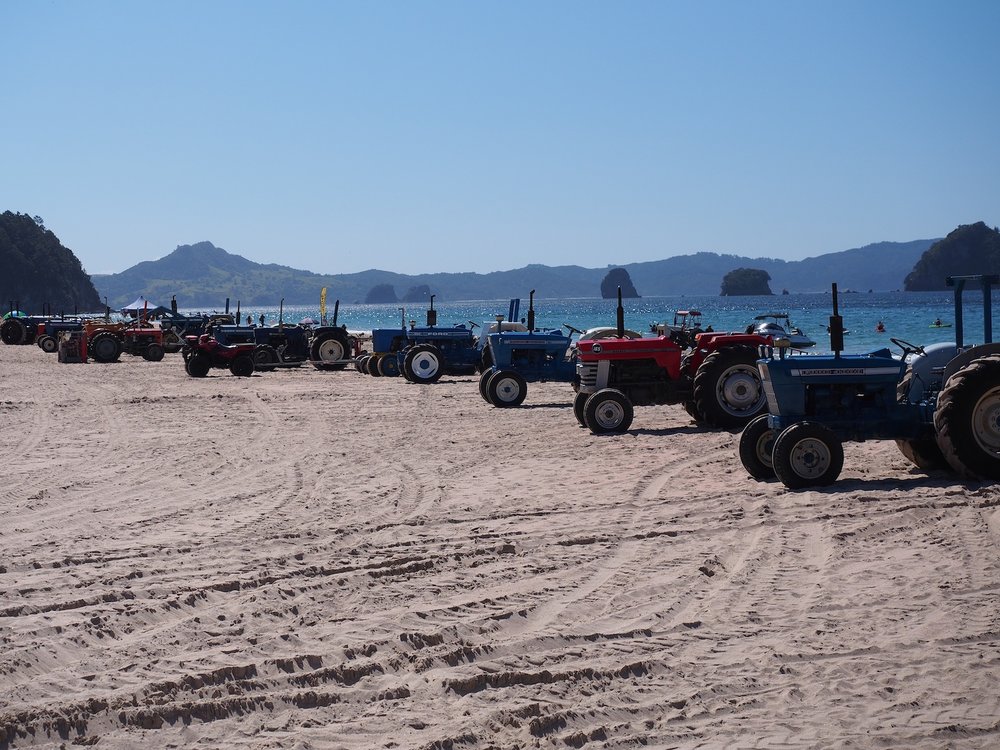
[478, 291, 578, 407]
[359, 296, 483, 383]
[738, 276, 1000, 489]
[35, 318, 85, 353]
[650, 309, 707, 349]
[210, 322, 312, 371]
[1, 314, 48, 345]
[181, 333, 257, 377]
[573, 289, 774, 433]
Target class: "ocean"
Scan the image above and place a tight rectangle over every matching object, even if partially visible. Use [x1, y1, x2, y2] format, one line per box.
[188, 288, 999, 355]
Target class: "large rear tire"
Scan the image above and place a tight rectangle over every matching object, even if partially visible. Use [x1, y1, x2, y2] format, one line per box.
[404, 344, 445, 384]
[89, 331, 123, 363]
[487, 370, 527, 407]
[0, 319, 27, 345]
[739, 414, 777, 480]
[934, 354, 1000, 480]
[310, 330, 350, 368]
[693, 345, 767, 430]
[583, 389, 634, 434]
[772, 422, 844, 489]
[253, 345, 279, 372]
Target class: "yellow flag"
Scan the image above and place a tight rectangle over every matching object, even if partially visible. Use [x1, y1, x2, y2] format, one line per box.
[320, 287, 327, 325]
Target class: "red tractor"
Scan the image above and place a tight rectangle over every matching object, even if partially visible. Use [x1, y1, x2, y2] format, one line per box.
[182, 334, 256, 377]
[573, 290, 773, 433]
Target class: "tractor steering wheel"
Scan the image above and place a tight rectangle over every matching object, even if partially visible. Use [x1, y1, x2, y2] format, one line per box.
[890, 337, 925, 356]
[564, 323, 583, 335]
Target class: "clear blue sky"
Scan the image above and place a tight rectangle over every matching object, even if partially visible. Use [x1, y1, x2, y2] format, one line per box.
[4, 1, 999, 276]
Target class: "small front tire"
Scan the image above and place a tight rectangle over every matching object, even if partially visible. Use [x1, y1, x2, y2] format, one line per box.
[772, 422, 844, 489]
[487, 370, 527, 407]
[583, 389, 634, 434]
[739, 414, 777, 480]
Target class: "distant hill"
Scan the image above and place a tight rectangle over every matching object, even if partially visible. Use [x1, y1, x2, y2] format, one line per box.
[904, 222, 1000, 290]
[91, 238, 938, 308]
[0, 211, 102, 313]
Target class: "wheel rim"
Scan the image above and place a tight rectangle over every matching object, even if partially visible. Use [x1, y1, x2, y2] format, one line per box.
[788, 437, 832, 479]
[972, 386, 1000, 456]
[411, 352, 440, 378]
[493, 376, 522, 404]
[318, 339, 345, 362]
[716, 365, 764, 416]
[755, 430, 776, 468]
[593, 399, 625, 429]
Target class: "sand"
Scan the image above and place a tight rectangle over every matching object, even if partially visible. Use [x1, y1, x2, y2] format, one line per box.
[1, 343, 999, 749]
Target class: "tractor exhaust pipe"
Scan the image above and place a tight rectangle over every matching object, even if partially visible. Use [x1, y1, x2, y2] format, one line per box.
[616, 287, 624, 338]
[829, 283, 844, 357]
[527, 289, 535, 332]
[427, 295, 437, 327]
[332, 299, 340, 327]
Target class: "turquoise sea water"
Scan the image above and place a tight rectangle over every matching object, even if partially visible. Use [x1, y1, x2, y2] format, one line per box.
[189, 289, 999, 355]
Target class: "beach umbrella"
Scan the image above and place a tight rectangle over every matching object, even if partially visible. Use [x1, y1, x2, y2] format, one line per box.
[2, 310, 27, 319]
[299, 316, 319, 326]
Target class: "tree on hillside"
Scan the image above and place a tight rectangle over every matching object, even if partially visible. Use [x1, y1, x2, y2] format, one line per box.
[600, 268, 640, 298]
[720, 268, 773, 296]
[903, 222, 1000, 291]
[0, 211, 101, 313]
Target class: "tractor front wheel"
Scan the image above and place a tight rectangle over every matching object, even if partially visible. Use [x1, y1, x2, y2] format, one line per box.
[229, 353, 255, 377]
[934, 354, 1000, 480]
[487, 370, 527, 407]
[692, 345, 766, 430]
[573, 392, 589, 427]
[584, 389, 634, 434]
[368, 354, 384, 377]
[404, 344, 445, 384]
[739, 414, 777, 480]
[378, 354, 400, 377]
[186, 352, 211, 377]
[143, 343, 165, 361]
[772, 422, 844, 489]
[479, 368, 495, 401]
[37, 335, 58, 353]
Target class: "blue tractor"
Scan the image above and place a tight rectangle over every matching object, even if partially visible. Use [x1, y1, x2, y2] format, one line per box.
[478, 291, 577, 407]
[359, 297, 483, 383]
[739, 276, 1000, 488]
[35, 318, 85, 353]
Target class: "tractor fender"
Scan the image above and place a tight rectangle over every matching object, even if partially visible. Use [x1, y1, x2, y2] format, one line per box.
[942, 342, 1000, 389]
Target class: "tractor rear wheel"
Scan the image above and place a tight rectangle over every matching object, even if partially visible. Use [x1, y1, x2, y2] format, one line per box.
[478, 369, 495, 401]
[37, 335, 58, 353]
[693, 345, 767, 430]
[683, 400, 703, 422]
[143, 343, 165, 361]
[378, 354, 400, 377]
[404, 344, 445, 384]
[573, 392, 588, 427]
[310, 330, 349, 367]
[253, 345, 279, 371]
[584, 388, 634, 434]
[739, 414, 777, 480]
[0, 318, 27, 345]
[186, 352, 211, 377]
[89, 331, 122, 363]
[772, 422, 844, 489]
[229, 353, 255, 377]
[487, 370, 527, 407]
[934, 354, 1000, 480]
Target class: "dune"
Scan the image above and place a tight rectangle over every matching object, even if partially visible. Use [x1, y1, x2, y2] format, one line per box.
[0, 343, 998, 749]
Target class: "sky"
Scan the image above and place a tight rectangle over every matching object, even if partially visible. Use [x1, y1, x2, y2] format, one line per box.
[4, 1, 999, 277]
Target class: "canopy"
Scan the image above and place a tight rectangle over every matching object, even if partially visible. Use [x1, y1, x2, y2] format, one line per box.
[2, 310, 27, 319]
[120, 296, 172, 317]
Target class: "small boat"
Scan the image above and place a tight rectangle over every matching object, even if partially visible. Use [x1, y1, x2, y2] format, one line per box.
[750, 313, 816, 348]
[929, 320, 952, 328]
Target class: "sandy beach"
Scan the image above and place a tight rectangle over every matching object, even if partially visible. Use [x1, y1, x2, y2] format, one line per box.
[1, 344, 999, 749]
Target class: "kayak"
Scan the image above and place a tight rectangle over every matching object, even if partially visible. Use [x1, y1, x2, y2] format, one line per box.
[929, 323, 952, 328]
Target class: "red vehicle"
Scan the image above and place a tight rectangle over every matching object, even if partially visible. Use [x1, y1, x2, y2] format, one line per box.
[573, 291, 772, 433]
[182, 334, 256, 377]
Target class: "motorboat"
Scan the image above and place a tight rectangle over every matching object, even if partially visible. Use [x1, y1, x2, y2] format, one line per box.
[749, 313, 816, 348]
